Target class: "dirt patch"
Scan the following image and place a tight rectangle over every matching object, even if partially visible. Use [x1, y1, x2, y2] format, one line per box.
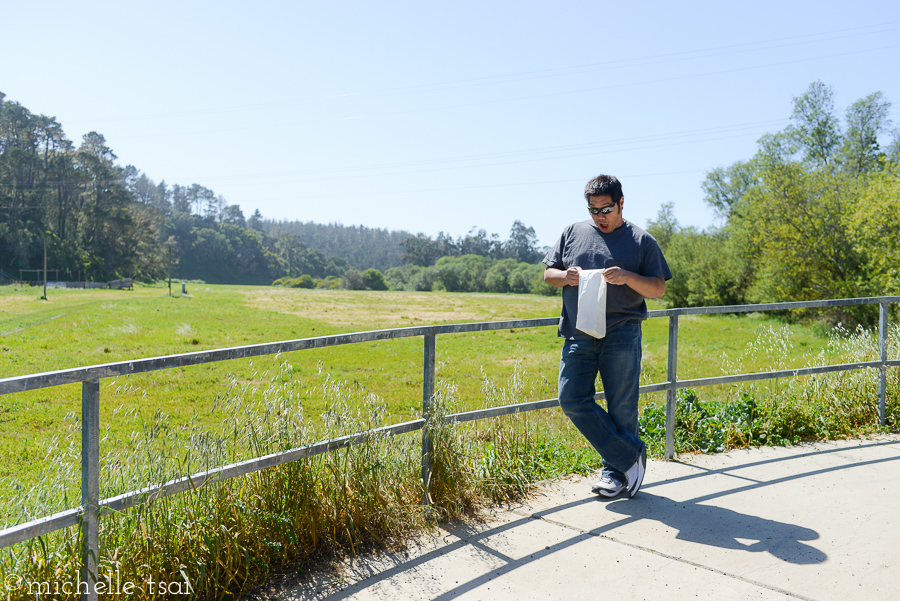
[0, 293, 43, 316]
[243, 289, 545, 329]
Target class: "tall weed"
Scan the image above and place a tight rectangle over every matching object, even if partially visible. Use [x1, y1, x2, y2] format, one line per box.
[2, 323, 896, 599]
[0, 360, 586, 600]
[640, 323, 900, 455]
[1, 360, 430, 599]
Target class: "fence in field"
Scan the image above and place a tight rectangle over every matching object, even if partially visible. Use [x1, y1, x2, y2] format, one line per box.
[0, 277, 134, 289]
[0, 295, 898, 600]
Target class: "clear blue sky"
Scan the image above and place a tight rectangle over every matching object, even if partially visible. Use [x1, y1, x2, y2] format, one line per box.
[3, 1, 899, 248]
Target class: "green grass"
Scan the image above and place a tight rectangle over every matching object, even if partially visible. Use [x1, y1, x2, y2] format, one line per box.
[1, 282, 897, 600]
[0, 282, 850, 490]
[0, 359, 606, 600]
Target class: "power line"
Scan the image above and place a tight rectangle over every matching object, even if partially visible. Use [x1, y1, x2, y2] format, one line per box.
[102, 41, 900, 147]
[0, 118, 791, 188]
[62, 21, 900, 126]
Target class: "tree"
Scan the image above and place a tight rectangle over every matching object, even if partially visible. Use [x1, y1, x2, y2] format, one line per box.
[341, 268, 366, 290]
[0, 101, 52, 271]
[433, 255, 492, 292]
[789, 81, 841, 167]
[701, 161, 757, 220]
[276, 232, 302, 277]
[127, 170, 161, 205]
[2, 94, 375, 286]
[400, 233, 442, 266]
[294, 274, 315, 288]
[361, 268, 387, 290]
[841, 92, 893, 175]
[887, 127, 900, 160]
[434, 231, 458, 258]
[485, 259, 516, 293]
[459, 227, 500, 257]
[508, 263, 541, 294]
[261, 220, 409, 272]
[178, 224, 281, 284]
[690, 82, 898, 323]
[248, 209, 263, 230]
[504, 220, 541, 263]
[220, 204, 246, 226]
[847, 166, 900, 296]
[172, 184, 190, 213]
[644, 202, 679, 252]
[74, 132, 140, 279]
[155, 180, 172, 213]
[663, 227, 749, 308]
[185, 184, 215, 219]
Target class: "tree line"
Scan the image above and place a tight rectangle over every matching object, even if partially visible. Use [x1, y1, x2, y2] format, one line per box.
[271, 222, 553, 294]
[646, 81, 900, 325]
[7, 82, 896, 312]
[0, 91, 357, 285]
[398, 221, 545, 267]
[262, 219, 547, 272]
[262, 221, 408, 272]
[0, 91, 550, 288]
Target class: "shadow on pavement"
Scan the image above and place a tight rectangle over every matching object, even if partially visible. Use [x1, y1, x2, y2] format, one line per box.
[285, 438, 900, 600]
[603, 492, 825, 564]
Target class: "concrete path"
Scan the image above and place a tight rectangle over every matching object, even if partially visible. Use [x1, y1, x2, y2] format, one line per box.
[274, 435, 900, 601]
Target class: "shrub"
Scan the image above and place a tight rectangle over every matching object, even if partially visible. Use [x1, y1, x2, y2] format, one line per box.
[361, 268, 387, 291]
[639, 323, 900, 456]
[508, 263, 541, 294]
[317, 275, 341, 289]
[341, 269, 366, 290]
[484, 259, 516, 293]
[293, 274, 315, 289]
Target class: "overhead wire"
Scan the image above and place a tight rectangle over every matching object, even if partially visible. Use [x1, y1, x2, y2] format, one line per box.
[63, 20, 900, 125]
[6, 20, 899, 204]
[0, 119, 784, 189]
[104, 40, 900, 149]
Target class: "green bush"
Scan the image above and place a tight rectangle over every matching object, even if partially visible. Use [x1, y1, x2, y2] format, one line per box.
[639, 323, 900, 456]
[362, 268, 387, 291]
[341, 269, 366, 290]
[317, 275, 341, 289]
[272, 275, 315, 288]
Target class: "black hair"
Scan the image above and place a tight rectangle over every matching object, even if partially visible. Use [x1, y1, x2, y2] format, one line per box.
[584, 175, 623, 203]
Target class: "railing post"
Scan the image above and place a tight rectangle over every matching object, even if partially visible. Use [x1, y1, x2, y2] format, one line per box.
[421, 333, 436, 505]
[81, 380, 100, 601]
[878, 302, 889, 428]
[665, 314, 678, 460]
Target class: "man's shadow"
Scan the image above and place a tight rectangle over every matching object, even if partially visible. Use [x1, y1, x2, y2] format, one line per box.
[602, 492, 826, 565]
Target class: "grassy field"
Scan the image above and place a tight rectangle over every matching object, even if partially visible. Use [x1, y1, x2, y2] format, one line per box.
[0, 281, 854, 492]
[3, 282, 897, 600]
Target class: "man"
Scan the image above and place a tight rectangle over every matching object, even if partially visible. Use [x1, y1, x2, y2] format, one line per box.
[542, 174, 671, 498]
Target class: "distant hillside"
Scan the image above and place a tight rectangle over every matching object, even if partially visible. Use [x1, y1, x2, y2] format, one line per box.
[262, 221, 409, 272]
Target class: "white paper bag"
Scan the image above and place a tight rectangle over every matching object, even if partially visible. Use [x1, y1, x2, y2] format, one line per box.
[575, 269, 607, 339]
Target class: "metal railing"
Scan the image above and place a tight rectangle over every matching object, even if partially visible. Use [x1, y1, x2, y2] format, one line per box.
[0, 295, 898, 600]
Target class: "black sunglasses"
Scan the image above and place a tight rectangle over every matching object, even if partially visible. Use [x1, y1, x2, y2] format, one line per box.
[587, 202, 618, 215]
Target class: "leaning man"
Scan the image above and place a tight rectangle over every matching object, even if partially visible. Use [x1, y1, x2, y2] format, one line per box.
[543, 174, 671, 498]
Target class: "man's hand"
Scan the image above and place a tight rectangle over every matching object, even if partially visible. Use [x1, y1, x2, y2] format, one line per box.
[543, 266, 580, 288]
[565, 266, 582, 286]
[601, 266, 628, 285]
[602, 267, 666, 298]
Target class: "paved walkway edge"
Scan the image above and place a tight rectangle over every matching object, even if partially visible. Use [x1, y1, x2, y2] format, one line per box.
[272, 435, 900, 601]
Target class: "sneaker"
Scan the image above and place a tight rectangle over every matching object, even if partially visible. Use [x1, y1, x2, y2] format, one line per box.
[591, 473, 626, 497]
[625, 446, 647, 498]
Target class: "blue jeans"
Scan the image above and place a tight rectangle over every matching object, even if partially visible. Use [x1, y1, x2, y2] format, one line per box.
[558, 321, 644, 477]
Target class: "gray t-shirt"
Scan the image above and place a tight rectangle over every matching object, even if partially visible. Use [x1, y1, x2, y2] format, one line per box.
[542, 219, 672, 339]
